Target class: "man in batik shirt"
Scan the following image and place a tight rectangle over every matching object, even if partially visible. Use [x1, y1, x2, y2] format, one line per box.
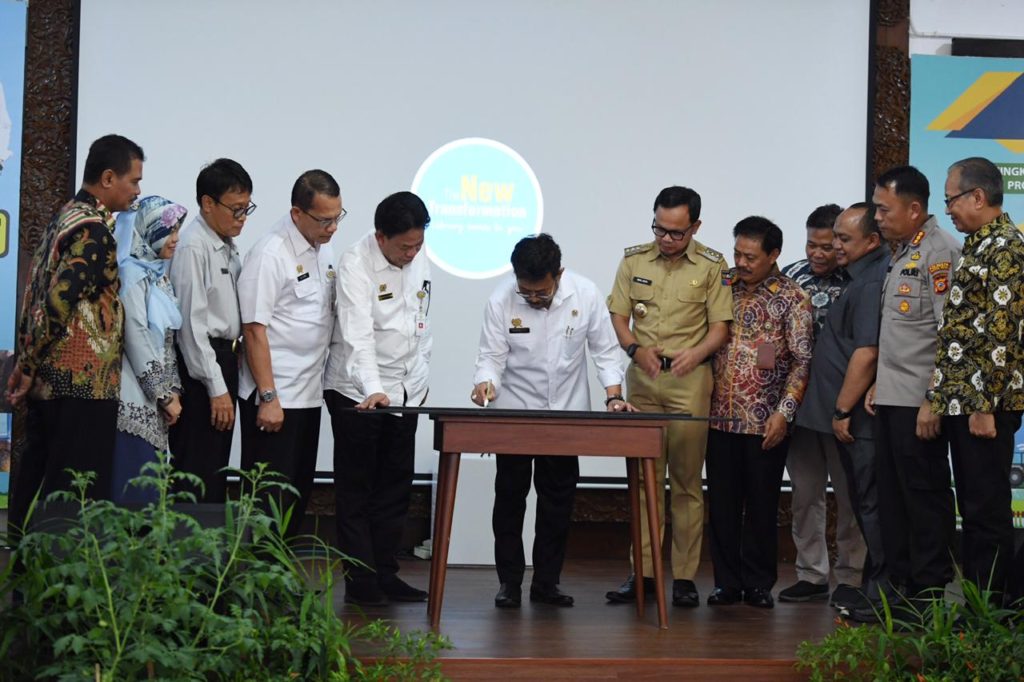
[930, 157, 1024, 601]
[705, 216, 813, 609]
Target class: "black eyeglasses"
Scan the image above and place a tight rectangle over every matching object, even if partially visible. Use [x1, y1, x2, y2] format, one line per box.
[300, 206, 347, 228]
[215, 199, 257, 220]
[943, 188, 978, 208]
[515, 283, 557, 301]
[651, 220, 694, 241]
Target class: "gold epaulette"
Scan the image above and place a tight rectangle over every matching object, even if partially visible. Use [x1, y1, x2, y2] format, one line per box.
[623, 242, 655, 257]
[696, 244, 724, 262]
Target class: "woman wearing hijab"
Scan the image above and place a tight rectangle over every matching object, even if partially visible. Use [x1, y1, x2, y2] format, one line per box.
[111, 196, 187, 503]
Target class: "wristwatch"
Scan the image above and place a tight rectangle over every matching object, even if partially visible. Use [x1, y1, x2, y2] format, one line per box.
[605, 394, 624, 406]
[259, 389, 277, 404]
[625, 343, 639, 358]
[833, 407, 853, 420]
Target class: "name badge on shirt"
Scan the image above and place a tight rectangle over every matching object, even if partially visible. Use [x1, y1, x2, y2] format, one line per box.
[221, 267, 230, 275]
[632, 276, 653, 285]
[510, 317, 530, 334]
[297, 272, 310, 282]
[378, 292, 394, 301]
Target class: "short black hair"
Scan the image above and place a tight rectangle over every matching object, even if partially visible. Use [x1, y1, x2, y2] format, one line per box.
[949, 156, 1004, 206]
[82, 134, 145, 185]
[196, 158, 253, 205]
[653, 186, 701, 222]
[845, 201, 878, 236]
[511, 233, 561, 281]
[806, 203, 842, 230]
[374, 191, 430, 238]
[733, 216, 783, 255]
[876, 165, 930, 209]
[291, 169, 340, 211]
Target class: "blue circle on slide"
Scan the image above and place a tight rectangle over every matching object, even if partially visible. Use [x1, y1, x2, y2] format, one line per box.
[412, 138, 543, 279]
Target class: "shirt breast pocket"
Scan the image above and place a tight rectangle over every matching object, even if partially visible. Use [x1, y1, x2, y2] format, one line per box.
[630, 281, 654, 302]
[678, 287, 707, 306]
[294, 277, 320, 301]
[889, 278, 922, 318]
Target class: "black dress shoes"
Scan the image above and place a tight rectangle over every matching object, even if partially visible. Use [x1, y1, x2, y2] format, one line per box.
[379, 575, 428, 602]
[529, 583, 574, 607]
[672, 579, 699, 608]
[706, 587, 743, 606]
[494, 583, 522, 608]
[605, 574, 657, 603]
[743, 587, 775, 609]
[345, 581, 388, 606]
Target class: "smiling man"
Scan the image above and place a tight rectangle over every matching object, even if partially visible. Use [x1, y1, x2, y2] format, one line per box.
[237, 169, 342, 539]
[706, 216, 813, 609]
[779, 202, 865, 606]
[324, 191, 432, 606]
[8, 134, 144, 520]
[930, 157, 1024, 603]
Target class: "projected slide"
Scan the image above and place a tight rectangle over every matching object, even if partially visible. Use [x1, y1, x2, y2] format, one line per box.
[75, 0, 871, 478]
[414, 138, 543, 279]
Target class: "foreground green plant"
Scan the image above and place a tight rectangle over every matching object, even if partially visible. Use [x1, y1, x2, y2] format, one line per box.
[0, 462, 449, 681]
[796, 578, 1024, 681]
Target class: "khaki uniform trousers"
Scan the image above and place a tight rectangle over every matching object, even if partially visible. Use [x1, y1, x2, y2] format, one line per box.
[627, 362, 711, 580]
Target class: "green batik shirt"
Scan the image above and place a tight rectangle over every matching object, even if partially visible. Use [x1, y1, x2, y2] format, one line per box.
[931, 213, 1024, 415]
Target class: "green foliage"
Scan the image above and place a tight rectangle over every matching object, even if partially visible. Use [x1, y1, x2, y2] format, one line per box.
[0, 463, 449, 681]
[796, 580, 1024, 681]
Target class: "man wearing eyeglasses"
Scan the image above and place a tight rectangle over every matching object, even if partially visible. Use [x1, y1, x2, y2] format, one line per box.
[470, 233, 630, 609]
[237, 169, 342, 538]
[324, 191, 432, 606]
[849, 165, 961, 622]
[605, 186, 733, 608]
[929, 157, 1024, 604]
[169, 158, 254, 503]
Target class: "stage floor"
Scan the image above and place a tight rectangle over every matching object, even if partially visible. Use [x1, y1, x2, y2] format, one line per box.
[337, 558, 841, 680]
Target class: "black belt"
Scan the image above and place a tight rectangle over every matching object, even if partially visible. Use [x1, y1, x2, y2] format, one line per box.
[658, 355, 712, 371]
[209, 336, 241, 353]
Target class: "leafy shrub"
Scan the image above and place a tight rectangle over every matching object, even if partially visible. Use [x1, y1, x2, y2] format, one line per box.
[0, 463, 449, 681]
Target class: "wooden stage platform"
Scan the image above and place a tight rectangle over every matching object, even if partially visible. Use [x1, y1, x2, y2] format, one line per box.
[338, 558, 841, 680]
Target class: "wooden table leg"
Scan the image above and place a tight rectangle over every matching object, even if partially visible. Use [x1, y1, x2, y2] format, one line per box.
[427, 453, 449, 622]
[625, 458, 645, 618]
[428, 451, 460, 629]
[641, 458, 668, 629]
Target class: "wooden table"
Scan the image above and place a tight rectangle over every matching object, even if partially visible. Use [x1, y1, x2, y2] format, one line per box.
[422, 408, 675, 630]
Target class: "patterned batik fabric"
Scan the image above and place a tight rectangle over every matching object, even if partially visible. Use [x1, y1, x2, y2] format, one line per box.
[711, 270, 814, 435]
[932, 213, 1024, 415]
[781, 259, 849, 338]
[17, 189, 124, 400]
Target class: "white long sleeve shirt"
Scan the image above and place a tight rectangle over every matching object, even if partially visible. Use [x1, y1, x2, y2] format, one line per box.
[168, 215, 242, 397]
[324, 230, 431, 406]
[238, 214, 336, 408]
[473, 269, 624, 410]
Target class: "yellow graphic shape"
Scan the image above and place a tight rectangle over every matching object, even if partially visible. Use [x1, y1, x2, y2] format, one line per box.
[927, 72, 1021, 131]
[997, 139, 1024, 153]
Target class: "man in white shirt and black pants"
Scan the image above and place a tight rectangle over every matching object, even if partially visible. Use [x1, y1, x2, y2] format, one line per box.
[169, 158, 254, 502]
[237, 169, 342, 538]
[471, 234, 631, 608]
[325, 191, 431, 606]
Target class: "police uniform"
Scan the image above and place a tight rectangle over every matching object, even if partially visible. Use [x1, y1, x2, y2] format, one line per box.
[874, 215, 961, 594]
[607, 238, 733, 580]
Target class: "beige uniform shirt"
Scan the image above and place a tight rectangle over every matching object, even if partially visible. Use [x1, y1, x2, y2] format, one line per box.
[607, 239, 734, 353]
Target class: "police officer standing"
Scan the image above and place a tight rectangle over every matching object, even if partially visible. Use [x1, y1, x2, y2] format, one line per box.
[605, 186, 733, 607]
[851, 166, 961, 621]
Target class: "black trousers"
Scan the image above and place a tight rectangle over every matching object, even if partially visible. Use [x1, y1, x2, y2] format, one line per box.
[705, 429, 788, 591]
[836, 435, 887, 599]
[9, 398, 117, 535]
[325, 390, 417, 586]
[874, 405, 955, 593]
[168, 345, 239, 503]
[238, 392, 320, 539]
[947, 411, 1022, 596]
[493, 454, 579, 587]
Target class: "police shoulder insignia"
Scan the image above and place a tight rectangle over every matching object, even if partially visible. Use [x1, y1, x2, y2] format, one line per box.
[932, 272, 949, 294]
[911, 230, 925, 246]
[697, 245, 724, 262]
[928, 261, 951, 274]
[624, 242, 655, 257]
[721, 268, 736, 286]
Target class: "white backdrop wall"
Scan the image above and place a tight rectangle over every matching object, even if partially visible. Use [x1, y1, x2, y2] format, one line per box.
[76, 0, 870, 479]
